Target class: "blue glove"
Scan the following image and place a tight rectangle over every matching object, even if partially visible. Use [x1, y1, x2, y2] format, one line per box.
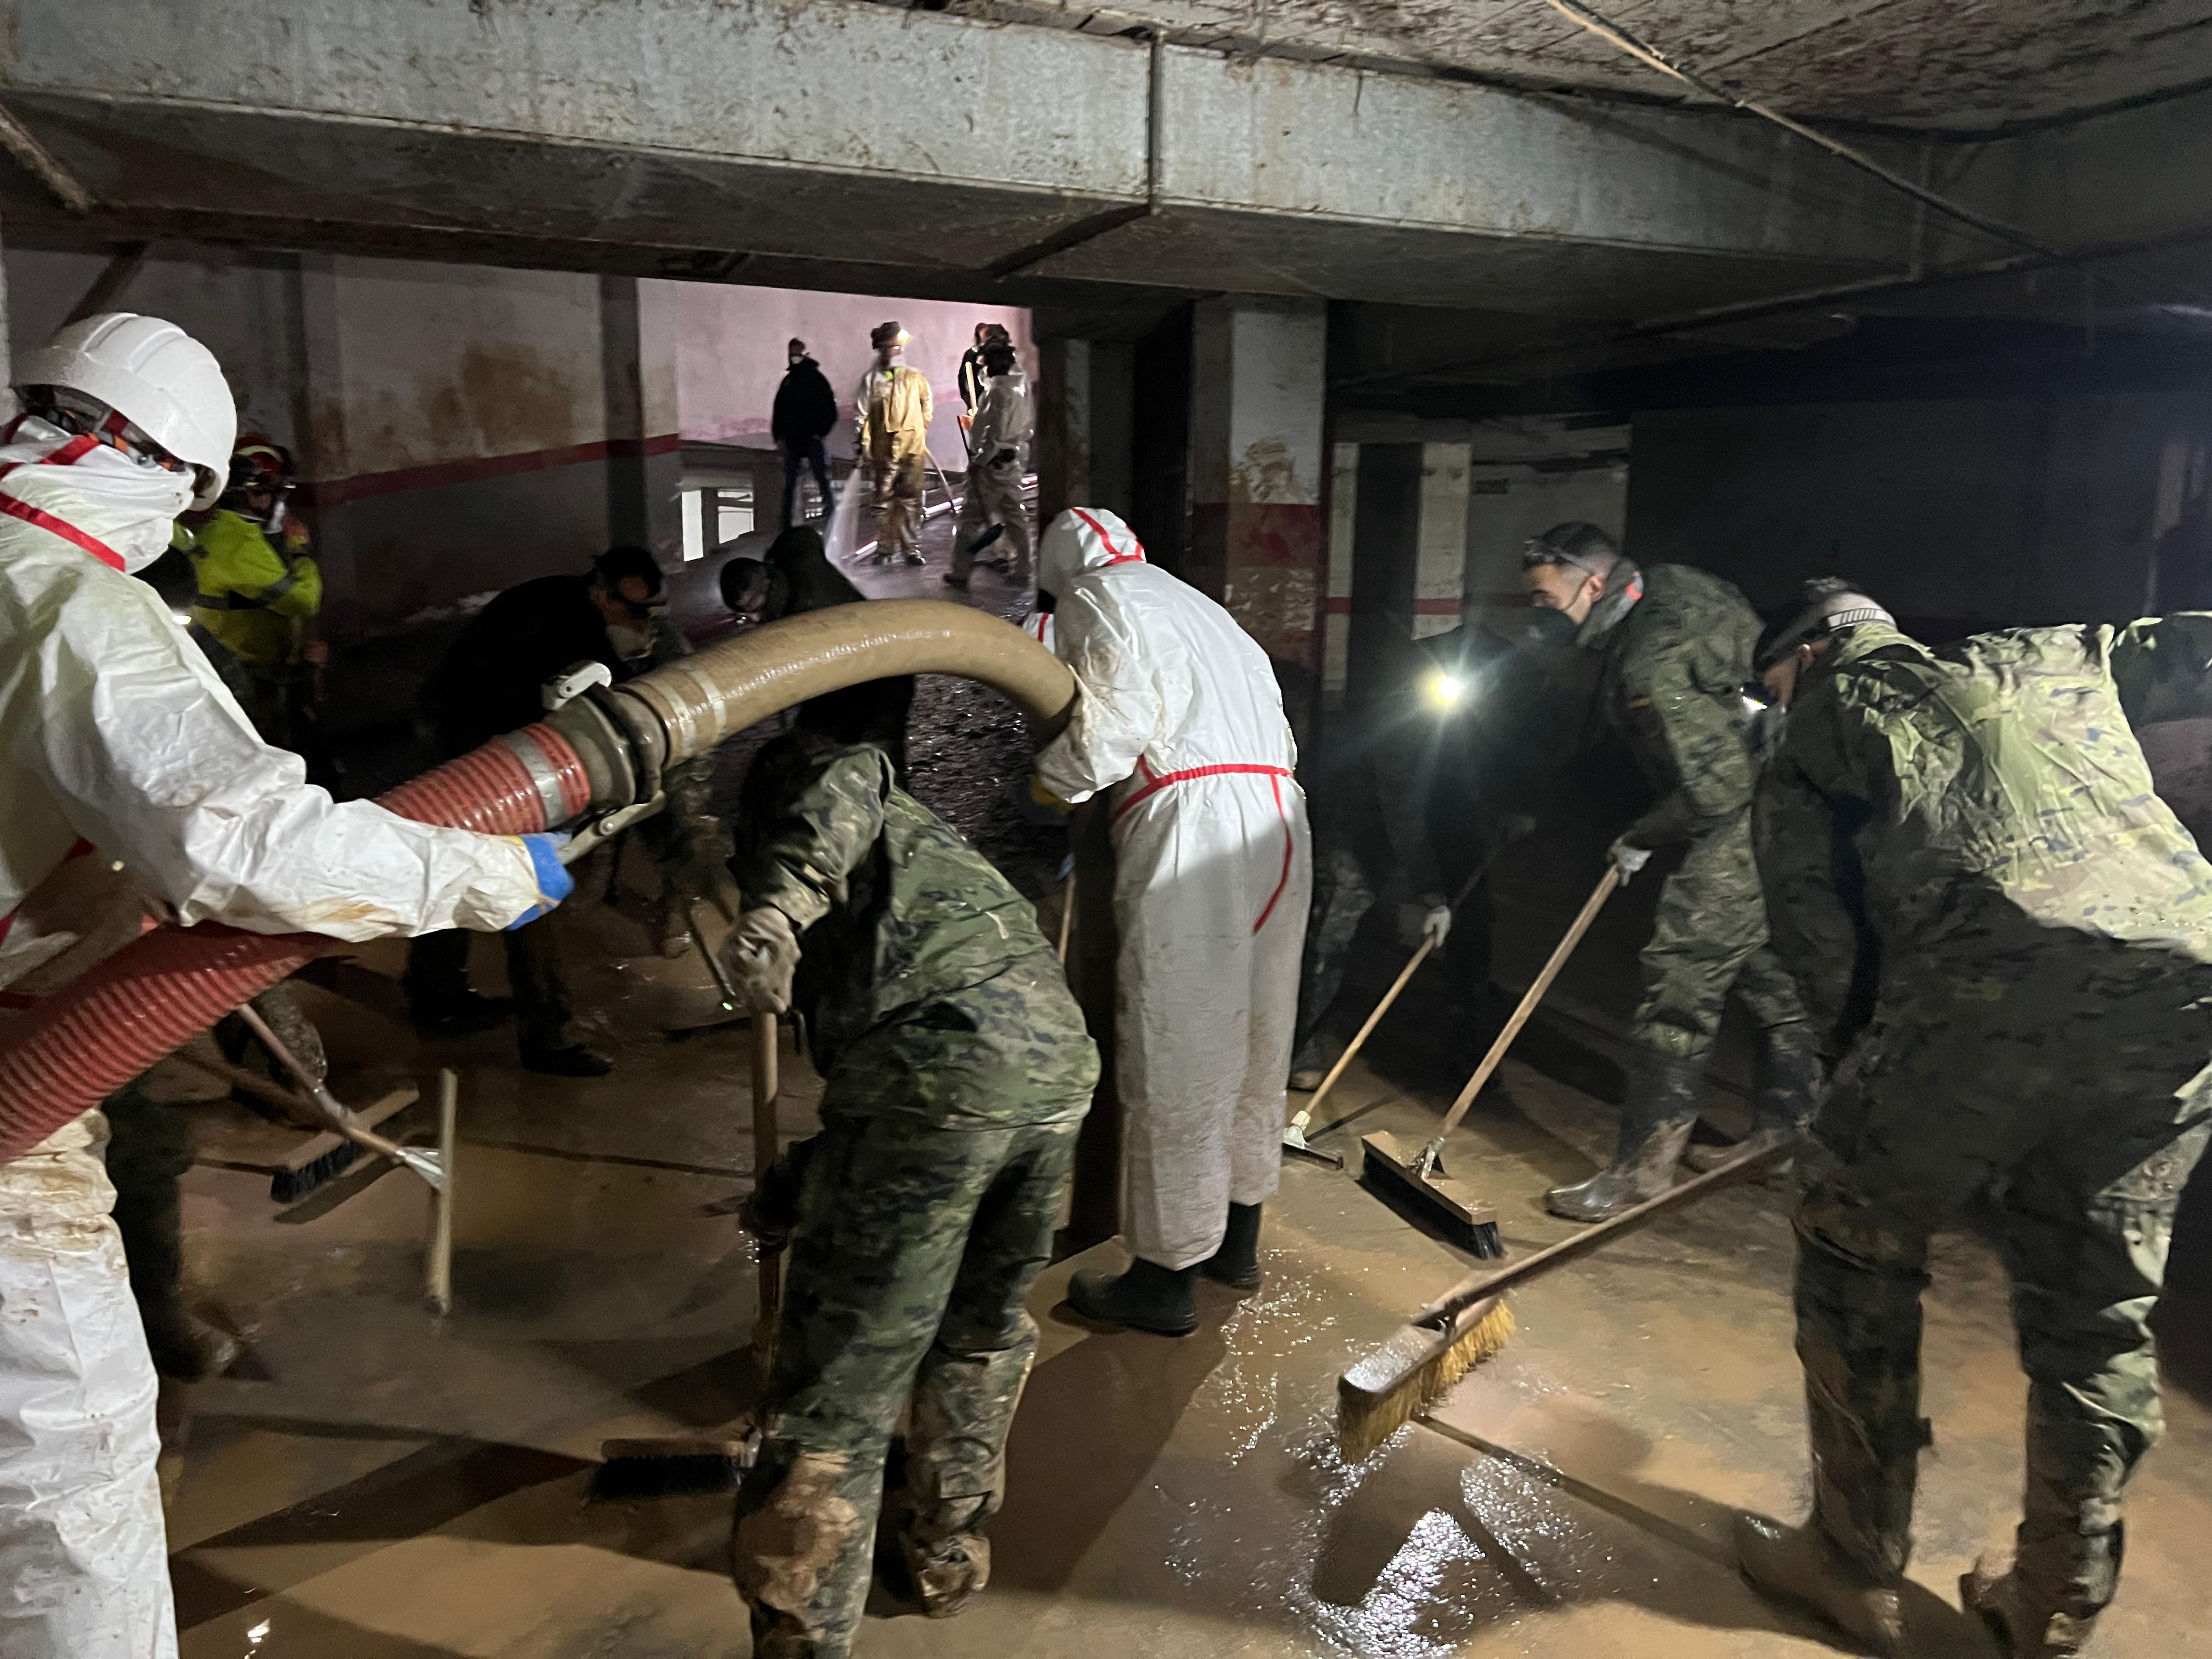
[505, 833, 575, 930]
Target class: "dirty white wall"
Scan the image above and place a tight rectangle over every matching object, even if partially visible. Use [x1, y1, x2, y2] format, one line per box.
[1464, 421, 1630, 614]
[657, 280, 1031, 463]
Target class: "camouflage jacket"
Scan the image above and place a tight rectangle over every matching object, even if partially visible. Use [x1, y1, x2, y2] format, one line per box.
[1755, 618, 2212, 1056]
[1587, 564, 1762, 849]
[732, 731, 1097, 1125]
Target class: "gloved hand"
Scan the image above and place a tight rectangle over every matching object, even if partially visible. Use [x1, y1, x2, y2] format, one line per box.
[1013, 774, 1074, 826]
[721, 907, 802, 1014]
[504, 833, 574, 930]
[1395, 895, 1453, 950]
[1610, 837, 1652, 882]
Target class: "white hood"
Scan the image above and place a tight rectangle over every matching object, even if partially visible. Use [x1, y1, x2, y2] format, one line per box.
[1037, 506, 1146, 601]
[0, 414, 194, 574]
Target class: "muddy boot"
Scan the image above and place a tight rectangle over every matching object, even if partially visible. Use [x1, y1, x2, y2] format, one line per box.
[1545, 1049, 1703, 1222]
[1287, 1031, 1340, 1093]
[1736, 1516, 1905, 1655]
[901, 1532, 990, 1619]
[1962, 1557, 2098, 1658]
[142, 1302, 241, 1384]
[1067, 1258, 1199, 1336]
[1200, 1203, 1262, 1292]
[1686, 1022, 1823, 1175]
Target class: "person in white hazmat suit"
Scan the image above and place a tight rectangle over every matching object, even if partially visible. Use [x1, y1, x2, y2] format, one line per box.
[0, 314, 571, 1658]
[1030, 507, 1310, 1336]
[944, 331, 1034, 589]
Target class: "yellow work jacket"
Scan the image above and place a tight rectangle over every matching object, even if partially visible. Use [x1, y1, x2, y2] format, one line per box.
[182, 509, 321, 669]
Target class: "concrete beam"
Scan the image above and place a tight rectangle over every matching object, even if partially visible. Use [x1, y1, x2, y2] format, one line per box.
[0, 0, 1934, 315]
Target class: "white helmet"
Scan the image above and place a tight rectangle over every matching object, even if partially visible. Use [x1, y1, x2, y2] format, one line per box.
[16, 313, 236, 508]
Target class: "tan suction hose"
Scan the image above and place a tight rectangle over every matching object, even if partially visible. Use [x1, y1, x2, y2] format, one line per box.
[623, 599, 1075, 766]
[0, 600, 1077, 1164]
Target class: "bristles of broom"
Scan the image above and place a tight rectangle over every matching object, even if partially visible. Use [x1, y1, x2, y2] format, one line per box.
[585, 1436, 754, 1504]
[1336, 1295, 1517, 1463]
[269, 1138, 369, 1205]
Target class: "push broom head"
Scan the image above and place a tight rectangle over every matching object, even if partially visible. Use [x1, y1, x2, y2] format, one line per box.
[1336, 1294, 1516, 1463]
[1359, 1131, 1504, 1259]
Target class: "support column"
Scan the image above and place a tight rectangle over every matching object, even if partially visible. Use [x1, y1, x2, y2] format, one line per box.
[1037, 336, 1135, 529]
[1345, 440, 1471, 709]
[605, 275, 685, 565]
[1323, 442, 1357, 711]
[1186, 296, 1327, 710]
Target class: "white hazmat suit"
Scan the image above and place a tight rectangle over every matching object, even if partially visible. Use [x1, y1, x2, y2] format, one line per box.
[1032, 508, 1310, 1268]
[0, 332, 546, 1658]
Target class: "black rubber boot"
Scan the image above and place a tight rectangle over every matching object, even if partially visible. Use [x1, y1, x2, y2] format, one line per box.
[1545, 1048, 1704, 1222]
[1200, 1204, 1262, 1292]
[1685, 1023, 1824, 1175]
[1067, 1257, 1199, 1336]
[1962, 1556, 2097, 1658]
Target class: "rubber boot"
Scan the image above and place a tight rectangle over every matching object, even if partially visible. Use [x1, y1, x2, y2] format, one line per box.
[1685, 1022, 1823, 1175]
[1545, 1049, 1703, 1222]
[1736, 1516, 1905, 1655]
[1962, 1557, 2098, 1658]
[1287, 1030, 1338, 1093]
[1200, 1204, 1262, 1292]
[1067, 1257, 1199, 1336]
[902, 1532, 990, 1619]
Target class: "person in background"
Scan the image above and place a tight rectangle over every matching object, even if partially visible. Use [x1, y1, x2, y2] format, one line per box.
[0, 312, 567, 1659]
[855, 321, 933, 567]
[721, 696, 1097, 1658]
[177, 437, 324, 753]
[406, 545, 720, 1073]
[772, 337, 838, 527]
[945, 328, 1034, 591]
[957, 320, 989, 442]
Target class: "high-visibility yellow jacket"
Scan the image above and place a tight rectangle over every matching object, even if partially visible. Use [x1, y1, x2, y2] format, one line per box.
[182, 509, 321, 669]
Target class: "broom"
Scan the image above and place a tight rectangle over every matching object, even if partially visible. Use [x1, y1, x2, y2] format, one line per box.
[1358, 864, 1621, 1256]
[1337, 1136, 1798, 1460]
[1283, 864, 1492, 1167]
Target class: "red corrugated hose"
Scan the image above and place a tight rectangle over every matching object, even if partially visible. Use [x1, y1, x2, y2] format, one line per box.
[0, 724, 589, 1163]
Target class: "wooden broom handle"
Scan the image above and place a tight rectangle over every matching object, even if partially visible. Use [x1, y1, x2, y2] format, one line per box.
[1429, 862, 1621, 1147]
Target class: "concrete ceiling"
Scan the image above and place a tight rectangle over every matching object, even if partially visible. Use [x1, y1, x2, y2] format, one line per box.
[910, 0, 2212, 131]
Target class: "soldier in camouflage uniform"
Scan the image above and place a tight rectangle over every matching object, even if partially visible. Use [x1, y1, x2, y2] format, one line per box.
[719, 691, 1099, 1659]
[1739, 580, 2212, 1658]
[1520, 523, 1816, 1221]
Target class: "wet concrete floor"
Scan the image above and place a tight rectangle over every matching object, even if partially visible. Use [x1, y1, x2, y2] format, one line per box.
[162, 505, 2212, 1657]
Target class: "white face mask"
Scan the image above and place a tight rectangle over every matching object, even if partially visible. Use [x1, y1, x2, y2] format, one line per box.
[606, 622, 655, 663]
[0, 415, 196, 574]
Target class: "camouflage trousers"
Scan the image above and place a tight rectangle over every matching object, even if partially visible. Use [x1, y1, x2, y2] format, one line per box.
[1793, 1001, 2212, 1623]
[732, 1111, 1080, 1658]
[1634, 816, 1804, 1060]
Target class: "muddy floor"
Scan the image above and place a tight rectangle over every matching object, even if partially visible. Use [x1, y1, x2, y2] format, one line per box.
[160, 505, 2212, 1657]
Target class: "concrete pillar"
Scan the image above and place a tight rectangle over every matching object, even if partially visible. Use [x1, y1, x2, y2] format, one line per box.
[1037, 336, 1134, 528]
[1186, 296, 1328, 697]
[605, 275, 685, 566]
[1323, 442, 1357, 710]
[1344, 440, 1471, 708]
[292, 253, 360, 640]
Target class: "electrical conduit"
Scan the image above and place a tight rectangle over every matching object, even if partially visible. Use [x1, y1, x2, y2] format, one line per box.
[0, 601, 1074, 1163]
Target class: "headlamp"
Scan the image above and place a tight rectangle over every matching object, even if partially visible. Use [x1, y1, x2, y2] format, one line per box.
[1422, 670, 1471, 712]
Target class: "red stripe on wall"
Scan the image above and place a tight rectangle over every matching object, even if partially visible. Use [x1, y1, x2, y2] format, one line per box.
[1323, 596, 1352, 614]
[307, 433, 683, 507]
[1413, 597, 1464, 613]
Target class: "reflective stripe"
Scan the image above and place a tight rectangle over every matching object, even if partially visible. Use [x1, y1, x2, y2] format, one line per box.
[195, 560, 303, 612]
[1109, 761, 1298, 934]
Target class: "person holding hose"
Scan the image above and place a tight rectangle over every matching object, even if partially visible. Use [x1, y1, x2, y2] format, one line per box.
[719, 696, 1098, 1658]
[1026, 506, 1311, 1336]
[0, 314, 570, 1659]
[1519, 522, 1817, 1221]
[1740, 581, 2212, 1659]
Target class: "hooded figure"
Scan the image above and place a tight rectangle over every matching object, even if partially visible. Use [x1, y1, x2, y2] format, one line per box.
[1029, 507, 1310, 1335]
[0, 314, 565, 1659]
